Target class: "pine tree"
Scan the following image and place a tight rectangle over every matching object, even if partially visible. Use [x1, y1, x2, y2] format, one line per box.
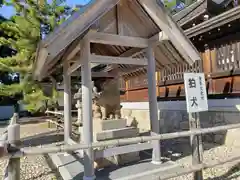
[0, 0, 75, 113]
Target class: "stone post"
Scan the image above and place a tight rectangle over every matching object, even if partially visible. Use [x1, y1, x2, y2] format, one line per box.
[8, 124, 20, 180]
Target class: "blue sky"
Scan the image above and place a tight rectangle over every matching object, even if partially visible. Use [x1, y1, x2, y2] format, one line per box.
[0, 0, 91, 18]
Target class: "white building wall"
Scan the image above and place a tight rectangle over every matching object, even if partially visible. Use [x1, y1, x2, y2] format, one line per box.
[121, 99, 240, 145]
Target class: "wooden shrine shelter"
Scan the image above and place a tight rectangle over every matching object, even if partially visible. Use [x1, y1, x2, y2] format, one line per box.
[119, 0, 240, 102]
[33, 0, 200, 179]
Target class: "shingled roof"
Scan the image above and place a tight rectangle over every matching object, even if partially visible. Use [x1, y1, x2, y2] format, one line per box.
[33, 0, 201, 81]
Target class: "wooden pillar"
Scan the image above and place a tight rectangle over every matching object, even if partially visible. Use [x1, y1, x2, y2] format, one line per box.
[203, 44, 214, 94]
[116, 2, 124, 35]
[63, 62, 72, 143]
[155, 71, 160, 96]
[126, 79, 129, 101]
[81, 40, 95, 180]
[146, 46, 161, 164]
[210, 47, 217, 73]
[203, 44, 211, 74]
[210, 48, 217, 94]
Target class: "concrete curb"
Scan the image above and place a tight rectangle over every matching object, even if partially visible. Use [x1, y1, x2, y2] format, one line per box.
[49, 153, 73, 180]
[49, 151, 180, 180]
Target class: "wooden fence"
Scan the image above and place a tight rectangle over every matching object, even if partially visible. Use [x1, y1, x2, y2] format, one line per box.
[215, 41, 240, 72]
[1, 117, 240, 179]
[120, 40, 240, 101]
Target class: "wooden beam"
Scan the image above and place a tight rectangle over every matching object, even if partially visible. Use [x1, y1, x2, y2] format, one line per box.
[71, 71, 115, 77]
[117, 32, 169, 57]
[116, 3, 124, 35]
[119, 66, 145, 74]
[89, 32, 149, 48]
[149, 32, 168, 46]
[139, 0, 200, 65]
[68, 61, 99, 76]
[103, 48, 144, 72]
[48, 31, 168, 77]
[63, 42, 81, 63]
[66, 30, 168, 76]
[179, 9, 206, 27]
[104, 32, 169, 72]
[90, 54, 148, 65]
[66, 30, 98, 75]
[66, 39, 87, 75]
[119, 47, 142, 57]
[34, 48, 48, 80]
[185, 6, 240, 38]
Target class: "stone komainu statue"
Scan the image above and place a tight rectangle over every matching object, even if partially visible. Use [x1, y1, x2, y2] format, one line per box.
[92, 79, 121, 120]
[74, 87, 82, 100]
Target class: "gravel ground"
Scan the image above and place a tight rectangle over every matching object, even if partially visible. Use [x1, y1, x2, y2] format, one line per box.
[1, 121, 240, 180]
[0, 121, 64, 180]
[169, 142, 240, 180]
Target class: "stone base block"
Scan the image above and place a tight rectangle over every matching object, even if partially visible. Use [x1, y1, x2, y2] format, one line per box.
[94, 126, 140, 169]
[213, 133, 225, 144]
[93, 119, 126, 135]
[101, 119, 127, 131]
[118, 152, 140, 165]
[179, 121, 189, 131]
[96, 127, 139, 141]
[94, 151, 140, 169]
[203, 134, 214, 143]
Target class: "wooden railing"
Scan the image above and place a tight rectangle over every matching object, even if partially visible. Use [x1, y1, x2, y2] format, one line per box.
[160, 60, 203, 82]
[120, 40, 240, 101]
[119, 77, 126, 90]
[1, 120, 240, 180]
[128, 72, 148, 89]
[156, 40, 240, 83]
[215, 42, 240, 72]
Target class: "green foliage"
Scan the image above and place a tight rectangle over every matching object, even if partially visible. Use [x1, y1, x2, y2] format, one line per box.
[0, 0, 74, 112]
[163, 0, 177, 9]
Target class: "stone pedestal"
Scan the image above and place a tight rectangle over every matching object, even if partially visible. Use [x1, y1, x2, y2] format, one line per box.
[93, 119, 140, 169]
[101, 119, 126, 130]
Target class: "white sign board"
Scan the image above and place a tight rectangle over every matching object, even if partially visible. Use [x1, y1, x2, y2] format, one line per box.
[184, 73, 208, 113]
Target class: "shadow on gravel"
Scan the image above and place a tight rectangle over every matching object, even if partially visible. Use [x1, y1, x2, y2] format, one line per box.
[140, 131, 218, 162]
[159, 137, 225, 162]
[21, 130, 64, 147]
[44, 154, 64, 180]
[206, 163, 240, 180]
[19, 128, 65, 180]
